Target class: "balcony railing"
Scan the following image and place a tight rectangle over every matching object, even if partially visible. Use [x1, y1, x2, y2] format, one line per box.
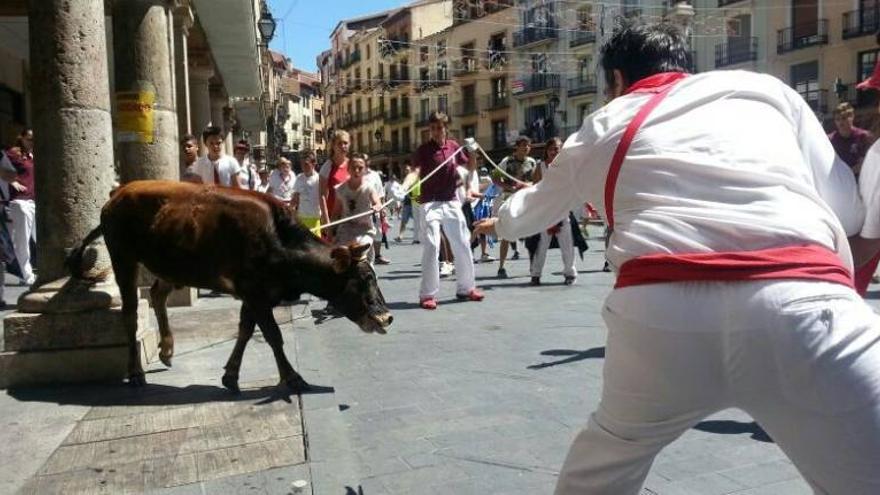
[798, 88, 828, 115]
[453, 58, 479, 77]
[570, 30, 596, 48]
[387, 107, 411, 124]
[715, 37, 758, 68]
[481, 94, 510, 111]
[718, 0, 746, 6]
[515, 73, 561, 97]
[513, 26, 558, 47]
[843, 7, 880, 39]
[340, 50, 361, 70]
[568, 75, 597, 97]
[777, 20, 828, 54]
[454, 99, 479, 118]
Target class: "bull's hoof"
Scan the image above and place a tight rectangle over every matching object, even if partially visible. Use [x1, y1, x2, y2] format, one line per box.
[128, 374, 147, 387]
[280, 375, 310, 394]
[221, 374, 240, 394]
[159, 354, 173, 368]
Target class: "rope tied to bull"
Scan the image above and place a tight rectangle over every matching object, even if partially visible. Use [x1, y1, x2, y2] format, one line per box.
[321, 138, 529, 230]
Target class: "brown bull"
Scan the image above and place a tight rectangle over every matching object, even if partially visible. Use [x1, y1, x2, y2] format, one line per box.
[66, 180, 392, 392]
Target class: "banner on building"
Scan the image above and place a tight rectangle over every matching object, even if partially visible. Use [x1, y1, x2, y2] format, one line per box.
[116, 91, 155, 144]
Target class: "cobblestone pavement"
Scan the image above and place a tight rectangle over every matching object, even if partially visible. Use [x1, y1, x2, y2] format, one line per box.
[3, 224, 880, 494]
[295, 225, 832, 495]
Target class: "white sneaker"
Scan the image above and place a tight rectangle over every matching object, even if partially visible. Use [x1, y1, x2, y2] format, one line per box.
[439, 262, 455, 277]
[480, 253, 496, 263]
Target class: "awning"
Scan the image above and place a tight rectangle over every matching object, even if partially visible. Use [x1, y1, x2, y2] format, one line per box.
[233, 99, 265, 133]
[192, 0, 262, 98]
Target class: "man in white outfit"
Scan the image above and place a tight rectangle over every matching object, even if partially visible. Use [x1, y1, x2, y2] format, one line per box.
[414, 112, 484, 310]
[476, 22, 880, 494]
[2, 129, 36, 286]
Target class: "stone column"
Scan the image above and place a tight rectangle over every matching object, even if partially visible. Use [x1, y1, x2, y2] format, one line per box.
[28, 0, 116, 284]
[112, 0, 179, 182]
[173, 6, 193, 138]
[188, 66, 213, 134]
[0, 0, 158, 388]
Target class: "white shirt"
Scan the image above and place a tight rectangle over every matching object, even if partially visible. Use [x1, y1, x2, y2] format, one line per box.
[269, 169, 296, 201]
[497, 70, 865, 272]
[193, 155, 241, 187]
[365, 170, 384, 199]
[256, 181, 270, 194]
[859, 141, 880, 238]
[236, 160, 258, 190]
[455, 165, 470, 203]
[293, 172, 321, 218]
[467, 169, 480, 208]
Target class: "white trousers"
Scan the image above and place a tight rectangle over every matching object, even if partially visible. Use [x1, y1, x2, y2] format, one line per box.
[530, 216, 576, 279]
[555, 280, 880, 495]
[9, 199, 35, 282]
[419, 201, 476, 298]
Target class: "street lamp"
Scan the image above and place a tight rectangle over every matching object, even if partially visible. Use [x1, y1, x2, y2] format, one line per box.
[834, 77, 848, 102]
[258, 10, 277, 46]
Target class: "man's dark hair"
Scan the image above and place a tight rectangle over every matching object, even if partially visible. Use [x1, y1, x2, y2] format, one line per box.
[301, 149, 317, 162]
[428, 111, 449, 126]
[600, 21, 691, 88]
[201, 125, 224, 142]
[349, 152, 368, 163]
[180, 133, 197, 145]
[515, 135, 531, 146]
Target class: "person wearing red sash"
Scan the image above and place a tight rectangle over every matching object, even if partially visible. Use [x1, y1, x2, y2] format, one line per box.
[476, 22, 880, 495]
[851, 59, 880, 295]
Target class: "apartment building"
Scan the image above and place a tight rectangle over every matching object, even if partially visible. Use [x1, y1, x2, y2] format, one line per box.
[689, 0, 878, 126]
[280, 67, 325, 161]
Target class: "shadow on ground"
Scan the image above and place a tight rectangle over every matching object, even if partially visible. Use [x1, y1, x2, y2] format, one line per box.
[693, 420, 773, 443]
[7, 381, 334, 407]
[528, 347, 606, 370]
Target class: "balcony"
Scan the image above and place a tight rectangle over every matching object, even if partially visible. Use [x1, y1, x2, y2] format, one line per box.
[481, 94, 510, 111]
[340, 50, 361, 70]
[568, 75, 597, 97]
[387, 107, 411, 125]
[570, 30, 596, 48]
[715, 37, 758, 68]
[843, 8, 880, 39]
[453, 58, 479, 77]
[514, 73, 561, 97]
[717, 0, 746, 5]
[798, 89, 828, 115]
[454, 99, 479, 118]
[777, 20, 828, 54]
[513, 26, 558, 48]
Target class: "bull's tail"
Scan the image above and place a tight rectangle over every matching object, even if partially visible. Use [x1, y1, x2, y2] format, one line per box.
[65, 225, 105, 279]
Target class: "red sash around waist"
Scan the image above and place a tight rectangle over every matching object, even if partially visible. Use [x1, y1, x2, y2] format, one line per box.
[615, 244, 854, 289]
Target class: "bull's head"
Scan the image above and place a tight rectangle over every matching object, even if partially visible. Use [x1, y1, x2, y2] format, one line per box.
[329, 243, 392, 334]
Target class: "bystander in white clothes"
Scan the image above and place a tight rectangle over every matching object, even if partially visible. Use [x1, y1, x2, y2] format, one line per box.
[268, 169, 296, 202]
[495, 70, 880, 494]
[530, 216, 576, 280]
[192, 155, 240, 186]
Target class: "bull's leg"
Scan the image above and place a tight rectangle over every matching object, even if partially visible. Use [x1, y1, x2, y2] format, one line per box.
[149, 279, 175, 367]
[221, 303, 257, 393]
[253, 306, 309, 392]
[111, 257, 145, 386]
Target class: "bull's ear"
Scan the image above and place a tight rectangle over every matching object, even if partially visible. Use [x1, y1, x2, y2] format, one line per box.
[349, 242, 371, 261]
[330, 246, 352, 273]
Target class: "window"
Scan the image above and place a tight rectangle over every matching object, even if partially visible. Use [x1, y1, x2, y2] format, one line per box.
[437, 40, 447, 57]
[420, 46, 429, 63]
[314, 109, 322, 124]
[391, 130, 400, 152]
[463, 124, 477, 138]
[578, 103, 592, 123]
[420, 99, 430, 120]
[402, 127, 411, 150]
[367, 67, 372, 84]
[578, 57, 592, 80]
[438, 94, 448, 114]
[437, 61, 449, 81]
[792, 0, 819, 37]
[859, 49, 880, 82]
[315, 131, 324, 144]
[379, 63, 385, 79]
[492, 77, 507, 103]
[367, 43, 371, 59]
[492, 119, 508, 149]
[531, 53, 548, 73]
[791, 60, 822, 112]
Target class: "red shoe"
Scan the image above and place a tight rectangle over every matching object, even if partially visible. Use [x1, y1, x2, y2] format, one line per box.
[420, 297, 438, 310]
[456, 289, 485, 302]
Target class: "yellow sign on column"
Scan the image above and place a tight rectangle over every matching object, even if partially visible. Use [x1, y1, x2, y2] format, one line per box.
[116, 91, 155, 143]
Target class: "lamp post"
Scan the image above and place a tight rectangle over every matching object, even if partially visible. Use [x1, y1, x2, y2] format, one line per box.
[834, 77, 848, 103]
[258, 10, 276, 47]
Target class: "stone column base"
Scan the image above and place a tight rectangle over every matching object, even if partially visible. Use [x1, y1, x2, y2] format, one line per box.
[0, 300, 158, 389]
[138, 286, 198, 308]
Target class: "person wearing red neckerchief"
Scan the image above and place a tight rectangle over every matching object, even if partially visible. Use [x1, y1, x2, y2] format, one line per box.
[477, 22, 880, 494]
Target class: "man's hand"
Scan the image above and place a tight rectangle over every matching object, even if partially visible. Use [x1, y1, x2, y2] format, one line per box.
[10, 181, 27, 193]
[473, 217, 498, 237]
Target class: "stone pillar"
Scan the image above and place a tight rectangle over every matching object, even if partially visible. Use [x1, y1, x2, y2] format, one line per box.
[28, 0, 116, 284]
[189, 66, 213, 134]
[173, 6, 193, 138]
[0, 0, 158, 388]
[112, 0, 179, 182]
